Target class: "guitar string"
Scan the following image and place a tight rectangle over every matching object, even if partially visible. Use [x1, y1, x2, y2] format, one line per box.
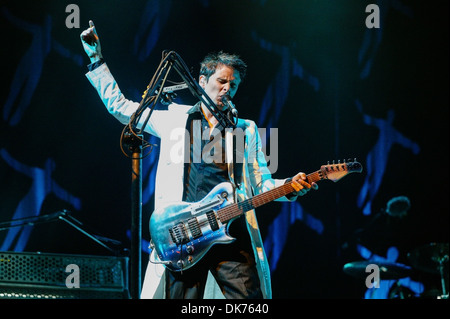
[217, 184, 294, 222]
[189, 166, 349, 232]
[216, 170, 324, 223]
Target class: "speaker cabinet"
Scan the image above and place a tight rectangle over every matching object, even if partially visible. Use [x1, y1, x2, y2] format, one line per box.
[0, 251, 129, 299]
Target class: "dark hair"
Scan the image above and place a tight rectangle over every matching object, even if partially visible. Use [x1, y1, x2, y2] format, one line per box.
[199, 51, 247, 82]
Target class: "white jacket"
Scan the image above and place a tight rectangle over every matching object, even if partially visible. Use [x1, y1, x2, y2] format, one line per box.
[86, 63, 295, 299]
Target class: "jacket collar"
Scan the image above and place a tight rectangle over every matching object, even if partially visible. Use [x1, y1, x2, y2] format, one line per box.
[187, 101, 202, 114]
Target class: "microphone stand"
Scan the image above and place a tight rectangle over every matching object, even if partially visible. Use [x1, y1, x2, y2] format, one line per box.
[122, 131, 143, 300]
[121, 52, 174, 299]
[0, 210, 121, 254]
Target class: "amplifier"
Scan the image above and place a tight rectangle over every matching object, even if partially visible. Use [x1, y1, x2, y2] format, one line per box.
[0, 251, 129, 299]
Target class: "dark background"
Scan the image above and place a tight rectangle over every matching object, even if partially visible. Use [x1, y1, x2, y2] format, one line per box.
[1, 0, 448, 299]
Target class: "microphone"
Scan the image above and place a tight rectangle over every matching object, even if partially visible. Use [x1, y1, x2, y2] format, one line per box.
[221, 94, 238, 117]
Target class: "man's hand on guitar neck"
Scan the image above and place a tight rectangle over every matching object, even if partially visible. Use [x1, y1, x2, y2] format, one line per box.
[291, 172, 318, 197]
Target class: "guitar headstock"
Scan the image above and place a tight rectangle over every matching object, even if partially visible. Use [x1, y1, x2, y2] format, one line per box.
[320, 159, 363, 182]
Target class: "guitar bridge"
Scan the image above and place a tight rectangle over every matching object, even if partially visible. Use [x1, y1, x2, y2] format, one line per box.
[170, 222, 189, 245]
[188, 217, 202, 239]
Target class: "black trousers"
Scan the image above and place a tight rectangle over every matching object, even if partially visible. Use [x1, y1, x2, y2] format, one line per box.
[165, 219, 263, 299]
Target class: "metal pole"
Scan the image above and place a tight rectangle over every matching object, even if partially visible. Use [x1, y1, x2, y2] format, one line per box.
[130, 138, 142, 299]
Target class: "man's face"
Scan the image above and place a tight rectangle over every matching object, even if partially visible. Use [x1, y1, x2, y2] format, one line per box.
[199, 65, 241, 111]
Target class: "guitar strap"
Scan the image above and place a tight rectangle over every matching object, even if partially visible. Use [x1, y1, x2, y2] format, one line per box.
[225, 129, 243, 192]
[225, 130, 235, 189]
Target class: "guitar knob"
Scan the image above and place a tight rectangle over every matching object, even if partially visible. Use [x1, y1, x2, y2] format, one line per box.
[186, 245, 194, 254]
[177, 260, 184, 268]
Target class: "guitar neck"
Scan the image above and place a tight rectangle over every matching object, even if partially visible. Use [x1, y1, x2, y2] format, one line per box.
[217, 170, 322, 223]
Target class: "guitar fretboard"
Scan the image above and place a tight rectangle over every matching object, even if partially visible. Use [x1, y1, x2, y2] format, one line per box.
[217, 170, 323, 223]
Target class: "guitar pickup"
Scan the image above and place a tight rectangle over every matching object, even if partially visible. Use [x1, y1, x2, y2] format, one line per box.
[207, 211, 219, 231]
[187, 217, 202, 239]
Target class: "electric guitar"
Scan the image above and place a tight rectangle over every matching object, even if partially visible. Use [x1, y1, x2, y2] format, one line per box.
[149, 160, 362, 271]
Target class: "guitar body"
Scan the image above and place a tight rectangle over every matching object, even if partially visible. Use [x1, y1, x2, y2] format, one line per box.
[149, 182, 236, 271]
